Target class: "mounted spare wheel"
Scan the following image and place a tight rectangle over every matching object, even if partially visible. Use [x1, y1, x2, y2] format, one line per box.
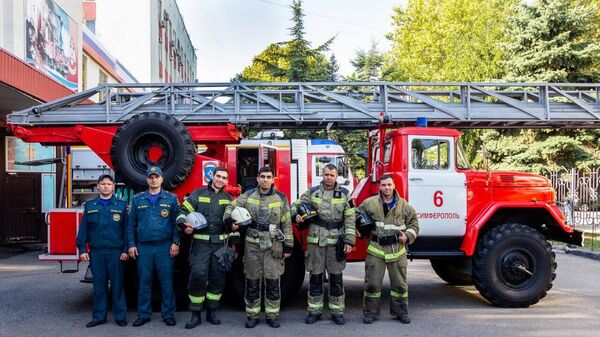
[110, 112, 196, 191]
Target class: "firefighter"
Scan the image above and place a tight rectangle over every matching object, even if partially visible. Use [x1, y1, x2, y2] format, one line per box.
[179, 167, 240, 329]
[356, 173, 419, 324]
[293, 163, 356, 325]
[127, 166, 186, 327]
[76, 174, 128, 328]
[223, 166, 293, 329]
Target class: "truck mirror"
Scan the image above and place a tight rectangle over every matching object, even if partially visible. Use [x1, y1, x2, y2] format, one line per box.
[357, 150, 368, 159]
[319, 157, 332, 163]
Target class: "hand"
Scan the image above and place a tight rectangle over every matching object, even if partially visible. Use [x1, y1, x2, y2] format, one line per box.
[79, 253, 89, 261]
[399, 231, 408, 244]
[128, 247, 138, 260]
[295, 214, 304, 223]
[170, 244, 180, 257]
[120, 253, 129, 261]
[231, 223, 239, 231]
[343, 244, 353, 254]
[183, 222, 193, 235]
[283, 252, 292, 260]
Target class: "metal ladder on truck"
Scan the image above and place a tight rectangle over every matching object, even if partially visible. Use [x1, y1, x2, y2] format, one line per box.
[7, 82, 600, 129]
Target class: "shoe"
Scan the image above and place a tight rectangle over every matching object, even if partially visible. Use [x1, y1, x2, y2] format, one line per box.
[331, 314, 345, 325]
[363, 316, 374, 324]
[266, 318, 280, 328]
[398, 314, 411, 324]
[133, 318, 150, 327]
[164, 317, 176, 326]
[206, 308, 221, 325]
[85, 319, 106, 328]
[185, 311, 202, 329]
[305, 313, 321, 324]
[115, 320, 128, 327]
[245, 317, 259, 328]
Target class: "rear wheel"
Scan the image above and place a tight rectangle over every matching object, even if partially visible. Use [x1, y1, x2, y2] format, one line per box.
[430, 257, 473, 285]
[472, 223, 556, 307]
[110, 111, 195, 191]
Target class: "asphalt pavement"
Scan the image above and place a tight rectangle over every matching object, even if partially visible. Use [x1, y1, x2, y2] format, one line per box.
[1, 250, 599, 337]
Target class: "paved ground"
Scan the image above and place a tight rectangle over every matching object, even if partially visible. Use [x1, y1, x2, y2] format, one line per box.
[1, 251, 599, 337]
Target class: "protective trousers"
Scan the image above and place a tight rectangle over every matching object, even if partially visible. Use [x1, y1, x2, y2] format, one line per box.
[363, 253, 408, 318]
[244, 241, 284, 319]
[305, 243, 346, 315]
[188, 241, 225, 311]
[137, 241, 176, 320]
[89, 249, 126, 322]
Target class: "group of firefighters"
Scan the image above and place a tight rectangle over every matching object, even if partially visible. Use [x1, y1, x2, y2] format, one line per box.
[75, 162, 419, 329]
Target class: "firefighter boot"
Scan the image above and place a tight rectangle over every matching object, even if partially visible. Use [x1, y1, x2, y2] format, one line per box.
[245, 317, 259, 328]
[331, 314, 345, 325]
[266, 318, 281, 328]
[398, 314, 411, 324]
[185, 311, 202, 329]
[305, 313, 321, 324]
[206, 308, 221, 325]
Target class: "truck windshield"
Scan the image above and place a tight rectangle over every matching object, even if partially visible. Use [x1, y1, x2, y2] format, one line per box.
[456, 138, 471, 169]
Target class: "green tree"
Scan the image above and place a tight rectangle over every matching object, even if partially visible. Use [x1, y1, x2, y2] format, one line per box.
[489, 0, 600, 172]
[383, 0, 517, 82]
[237, 0, 334, 82]
[347, 40, 384, 82]
[503, 0, 600, 82]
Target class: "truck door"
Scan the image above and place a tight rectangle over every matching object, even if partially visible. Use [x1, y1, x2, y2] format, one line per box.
[407, 136, 466, 236]
[258, 144, 291, 200]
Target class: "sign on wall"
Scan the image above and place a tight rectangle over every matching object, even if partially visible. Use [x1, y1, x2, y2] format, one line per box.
[25, 0, 79, 90]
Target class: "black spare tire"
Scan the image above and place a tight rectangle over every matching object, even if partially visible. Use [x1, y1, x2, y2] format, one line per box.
[111, 112, 195, 191]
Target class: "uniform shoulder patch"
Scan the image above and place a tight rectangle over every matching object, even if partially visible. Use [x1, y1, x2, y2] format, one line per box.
[339, 187, 349, 195]
[133, 192, 144, 198]
[244, 188, 257, 197]
[309, 186, 320, 194]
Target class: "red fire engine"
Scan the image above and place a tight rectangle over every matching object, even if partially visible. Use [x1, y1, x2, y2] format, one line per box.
[7, 82, 590, 307]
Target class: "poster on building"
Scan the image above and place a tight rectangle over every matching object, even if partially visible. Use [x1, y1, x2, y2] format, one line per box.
[25, 0, 79, 90]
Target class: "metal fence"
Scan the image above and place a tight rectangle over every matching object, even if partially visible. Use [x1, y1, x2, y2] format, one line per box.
[544, 167, 600, 250]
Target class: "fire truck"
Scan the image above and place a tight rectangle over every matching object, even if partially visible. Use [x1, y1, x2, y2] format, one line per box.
[7, 82, 592, 307]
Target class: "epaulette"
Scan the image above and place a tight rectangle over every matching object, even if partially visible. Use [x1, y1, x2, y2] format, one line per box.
[276, 190, 288, 202]
[338, 187, 350, 195]
[309, 186, 320, 194]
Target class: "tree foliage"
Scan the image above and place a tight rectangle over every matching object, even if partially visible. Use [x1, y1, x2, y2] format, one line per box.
[383, 0, 517, 82]
[503, 0, 600, 82]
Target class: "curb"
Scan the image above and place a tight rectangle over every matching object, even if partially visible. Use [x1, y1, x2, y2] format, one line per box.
[556, 245, 600, 261]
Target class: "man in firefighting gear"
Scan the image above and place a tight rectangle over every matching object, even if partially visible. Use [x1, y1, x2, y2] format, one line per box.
[356, 173, 419, 324]
[293, 164, 356, 325]
[76, 174, 128, 328]
[223, 166, 293, 329]
[179, 167, 240, 329]
[127, 166, 186, 327]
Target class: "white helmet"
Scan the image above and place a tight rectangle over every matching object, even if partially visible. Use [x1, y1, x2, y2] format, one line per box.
[186, 212, 208, 229]
[231, 206, 252, 226]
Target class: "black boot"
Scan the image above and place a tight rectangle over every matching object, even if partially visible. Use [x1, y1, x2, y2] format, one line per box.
[305, 313, 321, 324]
[185, 311, 202, 329]
[206, 308, 221, 325]
[245, 317, 259, 328]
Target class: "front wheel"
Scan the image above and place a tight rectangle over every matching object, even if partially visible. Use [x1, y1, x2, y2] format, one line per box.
[472, 223, 556, 307]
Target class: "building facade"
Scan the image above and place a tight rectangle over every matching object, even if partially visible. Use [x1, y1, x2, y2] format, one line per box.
[93, 0, 197, 83]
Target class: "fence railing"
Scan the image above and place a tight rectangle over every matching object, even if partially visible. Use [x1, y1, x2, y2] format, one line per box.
[544, 167, 600, 250]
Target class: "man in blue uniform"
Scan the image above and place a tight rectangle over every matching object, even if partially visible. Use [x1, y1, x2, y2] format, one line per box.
[127, 166, 186, 327]
[76, 174, 129, 328]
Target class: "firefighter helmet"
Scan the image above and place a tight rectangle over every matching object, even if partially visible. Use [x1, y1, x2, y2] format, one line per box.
[186, 212, 208, 230]
[297, 203, 318, 224]
[356, 213, 374, 237]
[231, 206, 252, 226]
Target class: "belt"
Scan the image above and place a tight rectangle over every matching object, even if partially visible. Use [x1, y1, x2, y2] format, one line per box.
[371, 234, 399, 246]
[314, 220, 343, 230]
[193, 233, 229, 242]
[248, 222, 270, 231]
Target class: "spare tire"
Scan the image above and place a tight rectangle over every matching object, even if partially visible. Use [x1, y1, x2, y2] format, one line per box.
[111, 112, 195, 191]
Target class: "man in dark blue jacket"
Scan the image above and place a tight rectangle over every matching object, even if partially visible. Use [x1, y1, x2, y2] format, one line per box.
[127, 166, 186, 327]
[76, 174, 129, 328]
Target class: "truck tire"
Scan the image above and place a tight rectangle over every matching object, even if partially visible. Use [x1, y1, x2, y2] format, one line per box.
[111, 112, 195, 191]
[472, 223, 556, 307]
[430, 258, 473, 285]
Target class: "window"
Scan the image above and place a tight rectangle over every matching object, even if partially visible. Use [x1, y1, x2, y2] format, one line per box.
[383, 141, 392, 163]
[315, 156, 348, 178]
[82, 54, 88, 91]
[98, 69, 108, 101]
[5, 137, 56, 172]
[412, 139, 449, 170]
